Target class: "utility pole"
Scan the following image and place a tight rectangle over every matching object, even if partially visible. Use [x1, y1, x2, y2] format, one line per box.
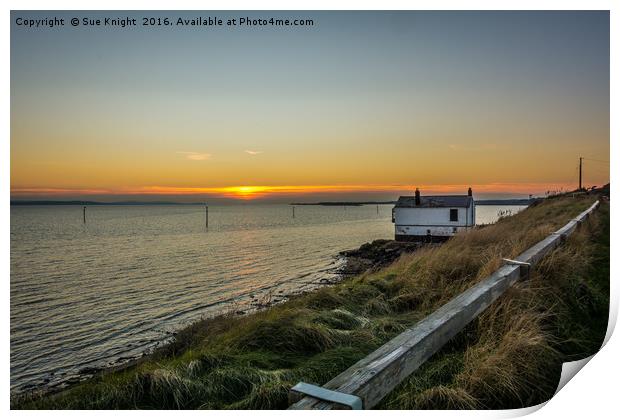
[579, 157, 583, 190]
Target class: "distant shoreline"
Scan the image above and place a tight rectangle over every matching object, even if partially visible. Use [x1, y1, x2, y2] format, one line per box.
[11, 199, 535, 206]
[10, 200, 206, 206]
[290, 201, 395, 206]
[290, 199, 535, 206]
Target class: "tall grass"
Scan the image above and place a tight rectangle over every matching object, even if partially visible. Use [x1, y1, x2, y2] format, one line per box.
[14, 195, 609, 409]
[379, 199, 609, 409]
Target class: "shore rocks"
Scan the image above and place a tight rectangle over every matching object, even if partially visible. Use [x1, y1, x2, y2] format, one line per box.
[339, 239, 424, 276]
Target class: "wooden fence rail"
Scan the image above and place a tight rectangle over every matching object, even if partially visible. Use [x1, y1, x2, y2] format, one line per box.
[289, 200, 600, 410]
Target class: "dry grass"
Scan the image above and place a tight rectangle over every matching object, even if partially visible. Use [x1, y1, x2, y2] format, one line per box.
[14, 195, 608, 409]
[379, 198, 608, 409]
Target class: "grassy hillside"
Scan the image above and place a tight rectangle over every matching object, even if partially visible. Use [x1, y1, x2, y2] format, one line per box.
[14, 195, 609, 409]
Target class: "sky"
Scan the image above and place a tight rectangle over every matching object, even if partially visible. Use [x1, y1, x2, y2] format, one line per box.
[10, 11, 609, 202]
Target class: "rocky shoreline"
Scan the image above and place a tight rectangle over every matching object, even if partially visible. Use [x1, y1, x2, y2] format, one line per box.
[338, 239, 427, 276]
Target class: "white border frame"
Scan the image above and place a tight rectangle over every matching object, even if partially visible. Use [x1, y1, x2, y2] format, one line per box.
[3, 2, 616, 420]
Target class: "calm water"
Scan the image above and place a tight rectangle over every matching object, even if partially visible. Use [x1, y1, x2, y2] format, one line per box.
[10, 203, 524, 393]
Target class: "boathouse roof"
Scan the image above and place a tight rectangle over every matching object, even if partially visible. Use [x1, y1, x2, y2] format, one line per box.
[395, 195, 474, 208]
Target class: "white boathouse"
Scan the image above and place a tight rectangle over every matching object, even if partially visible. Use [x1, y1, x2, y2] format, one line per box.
[392, 188, 475, 242]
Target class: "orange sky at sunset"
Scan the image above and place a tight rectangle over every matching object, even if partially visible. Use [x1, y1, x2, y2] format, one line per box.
[11, 11, 609, 202]
[10, 182, 595, 202]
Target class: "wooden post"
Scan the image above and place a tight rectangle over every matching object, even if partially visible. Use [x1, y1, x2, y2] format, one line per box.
[293, 206, 295, 218]
[205, 205, 209, 229]
[579, 157, 583, 190]
[83, 206, 86, 224]
[376, 205, 379, 214]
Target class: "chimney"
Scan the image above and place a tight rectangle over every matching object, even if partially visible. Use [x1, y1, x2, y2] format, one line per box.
[468, 187, 473, 197]
[415, 188, 421, 205]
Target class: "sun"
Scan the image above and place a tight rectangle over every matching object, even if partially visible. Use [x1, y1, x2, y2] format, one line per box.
[224, 186, 269, 199]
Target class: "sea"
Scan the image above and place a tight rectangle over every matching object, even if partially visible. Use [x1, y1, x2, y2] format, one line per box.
[10, 203, 525, 394]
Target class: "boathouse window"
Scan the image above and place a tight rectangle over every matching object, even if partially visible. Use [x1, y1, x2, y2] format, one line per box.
[450, 209, 458, 222]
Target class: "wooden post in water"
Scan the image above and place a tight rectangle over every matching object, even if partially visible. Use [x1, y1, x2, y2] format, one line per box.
[292, 206, 295, 218]
[205, 204, 209, 229]
[83, 206, 86, 224]
[376, 205, 379, 214]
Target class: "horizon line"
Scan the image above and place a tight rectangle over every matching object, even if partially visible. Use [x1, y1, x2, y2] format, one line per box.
[9, 182, 596, 201]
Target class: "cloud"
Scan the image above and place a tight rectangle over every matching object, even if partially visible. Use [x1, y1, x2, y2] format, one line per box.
[448, 144, 497, 152]
[177, 151, 212, 161]
[244, 150, 263, 155]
